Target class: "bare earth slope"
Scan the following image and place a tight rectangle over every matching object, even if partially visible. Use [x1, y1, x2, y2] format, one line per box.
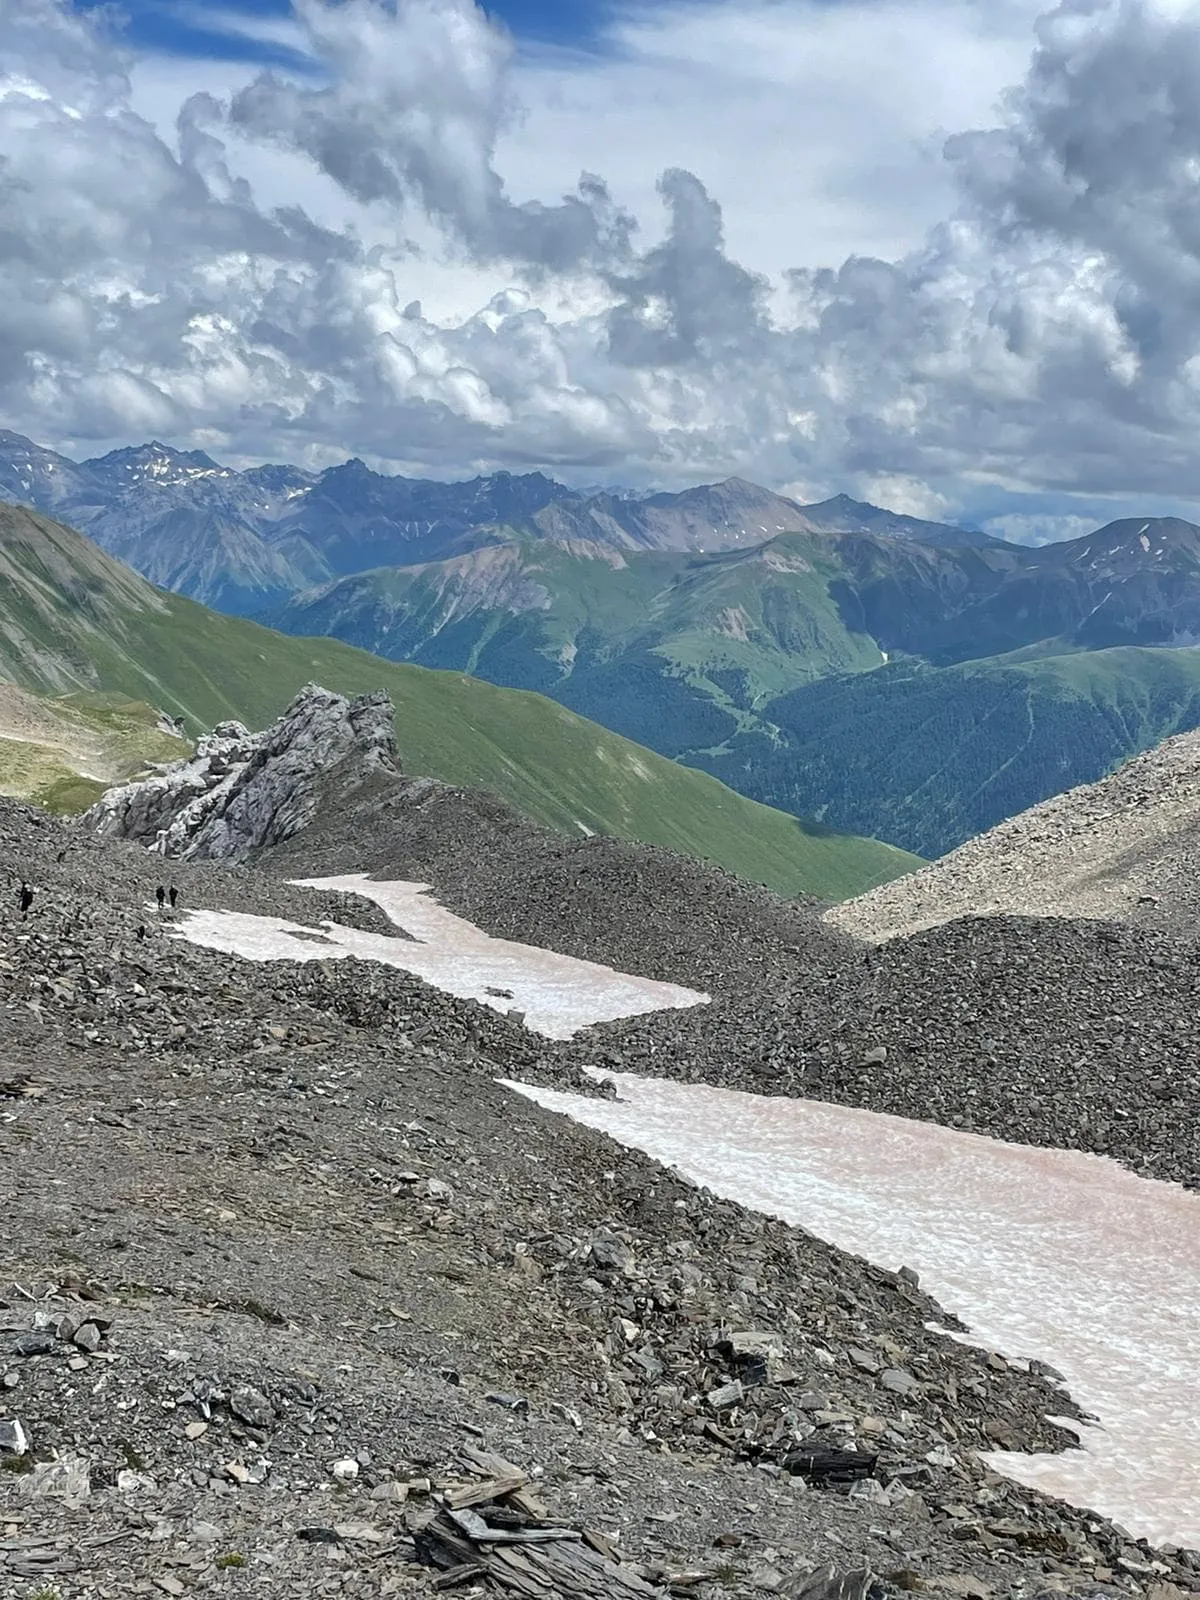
[3, 799, 1175, 1598]
[826, 728, 1200, 944]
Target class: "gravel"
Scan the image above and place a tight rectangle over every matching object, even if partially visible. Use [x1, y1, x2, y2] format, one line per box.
[561, 913, 1200, 1191]
[2, 798, 1193, 1597]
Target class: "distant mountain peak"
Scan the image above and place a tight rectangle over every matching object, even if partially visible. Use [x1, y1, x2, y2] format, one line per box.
[84, 439, 230, 488]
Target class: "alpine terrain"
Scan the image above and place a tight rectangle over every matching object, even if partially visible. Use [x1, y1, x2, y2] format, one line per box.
[3, 685, 1200, 1597]
[0, 499, 919, 901]
[7, 4, 1200, 1595]
[8, 430, 1200, 857]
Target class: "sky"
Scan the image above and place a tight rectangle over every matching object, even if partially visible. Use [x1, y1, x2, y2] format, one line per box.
[6, 0, 1200, 540]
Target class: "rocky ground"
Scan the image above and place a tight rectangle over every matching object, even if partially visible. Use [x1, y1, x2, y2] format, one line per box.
[3, 798, 1198, 1599]
[256, 767, 1200, 1191]
[259, 773, 849, 997]
[826, 730, 1200, 944]
[560, 913, 1200, 1192]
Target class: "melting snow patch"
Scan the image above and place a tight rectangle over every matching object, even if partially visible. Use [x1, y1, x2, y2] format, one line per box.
[507, 1069, 1200, 1548]
[169, 876, 707, 1041]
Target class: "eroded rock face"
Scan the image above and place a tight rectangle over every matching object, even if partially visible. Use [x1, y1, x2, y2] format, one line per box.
[83, 684, 398, 861]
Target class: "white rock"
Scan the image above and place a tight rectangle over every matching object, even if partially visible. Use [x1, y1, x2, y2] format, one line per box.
[0, 1417, 27, 1455]
[83, 685, 399, 862]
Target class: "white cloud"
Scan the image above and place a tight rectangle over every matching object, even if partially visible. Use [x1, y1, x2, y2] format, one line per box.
[6, 0, 1200, 533]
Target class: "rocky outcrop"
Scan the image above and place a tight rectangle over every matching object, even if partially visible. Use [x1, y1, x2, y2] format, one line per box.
[82, 684, 398, 860]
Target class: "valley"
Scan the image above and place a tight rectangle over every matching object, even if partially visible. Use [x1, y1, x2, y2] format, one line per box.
[0, 502, 919, 902]
[10, 430, 1200, 858]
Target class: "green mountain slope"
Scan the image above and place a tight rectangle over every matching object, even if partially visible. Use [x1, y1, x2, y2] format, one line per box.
[0, 502, 920, 900]
[269, 531, 887, 756]
[269, 517, 1200, 861]
[0, 684, 190, 814]
[701, 647, 1200, 858]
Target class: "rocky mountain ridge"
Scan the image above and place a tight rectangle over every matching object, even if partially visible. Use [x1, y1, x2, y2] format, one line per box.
[825, 725, 1200, 944]
[0, 429, 987, 613]
[84, 685, 400, 861]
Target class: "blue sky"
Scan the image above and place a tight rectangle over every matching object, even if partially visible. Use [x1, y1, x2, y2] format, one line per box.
[76, 0, 611, 65]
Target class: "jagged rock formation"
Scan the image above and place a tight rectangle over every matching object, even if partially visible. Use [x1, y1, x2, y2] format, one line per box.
[82, 684, 398, 860]
[825, 727, 1200, 943]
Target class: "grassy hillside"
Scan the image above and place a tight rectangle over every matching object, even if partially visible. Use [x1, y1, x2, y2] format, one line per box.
[0, 686, 189, 814]
[271, 531, 886, 757]
[0, 503, 920, 900]
[702, 647, 1200, 858]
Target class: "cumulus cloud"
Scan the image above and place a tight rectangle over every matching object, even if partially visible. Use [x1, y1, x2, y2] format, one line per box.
[6, 0, 1200, 529]
[227, 0, 634, 272]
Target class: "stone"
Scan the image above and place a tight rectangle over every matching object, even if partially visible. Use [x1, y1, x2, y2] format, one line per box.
[934, 1578, 992, 1599]
[117, 1469, 157, 1493]
[708, 1379, 745, 1410]
[847, 1346, 882, 1375]
[12, 1333, 54, 1358]
[485, 1392, 529, 1413]
[83, 686, 400, 861]
[0, 1417, 28, 1455]
[331, 1458, 360, 1481]
[880, 1367, 918, 1395]
[229, 1384, 274, 1429]
[27, 1456, 91, 1506]
[726, 1330, 786, 1360]
[589, 1229, 632, 1272]
[73, 1321, 102, 1353]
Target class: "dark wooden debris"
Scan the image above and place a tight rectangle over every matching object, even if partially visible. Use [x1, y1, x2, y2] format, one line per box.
[783, 1443, 879, 1487]
[416, 1449, 666, 1599]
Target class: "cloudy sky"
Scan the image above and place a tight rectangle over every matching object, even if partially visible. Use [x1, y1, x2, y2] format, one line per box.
[5, 0, 1200, 538]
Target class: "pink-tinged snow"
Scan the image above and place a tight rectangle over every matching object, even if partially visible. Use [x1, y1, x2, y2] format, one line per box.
[507, 1070, 1200, 1549]
[169, 875, 707, 1040]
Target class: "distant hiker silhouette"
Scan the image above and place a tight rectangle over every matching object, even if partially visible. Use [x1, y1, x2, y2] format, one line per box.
[156, 885, 166, 913]
[136, 924, 147, 942]
[168, 885, 178, 909]
[17, 883, 33, 919]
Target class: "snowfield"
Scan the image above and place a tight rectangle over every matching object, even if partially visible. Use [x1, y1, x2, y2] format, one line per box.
[512, 1069, 1200, 1550]
[169, 873, 707, 1040]
[172, 876, 1200, 1546]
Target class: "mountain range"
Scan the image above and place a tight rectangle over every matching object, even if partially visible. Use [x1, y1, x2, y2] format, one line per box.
[9, 427, 1200, 856]
[0, 430, 987, 614]
[0, 499, 918, 899]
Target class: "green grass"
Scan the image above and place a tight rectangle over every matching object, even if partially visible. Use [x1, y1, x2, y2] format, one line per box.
[0, 503, 921, 900]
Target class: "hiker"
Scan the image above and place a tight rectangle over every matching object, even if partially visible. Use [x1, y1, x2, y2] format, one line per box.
[17, 883, 33, 919]
[136, 924, 147, 942]
[156, 885, 166, 913]
[168, 885, 178, 909]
